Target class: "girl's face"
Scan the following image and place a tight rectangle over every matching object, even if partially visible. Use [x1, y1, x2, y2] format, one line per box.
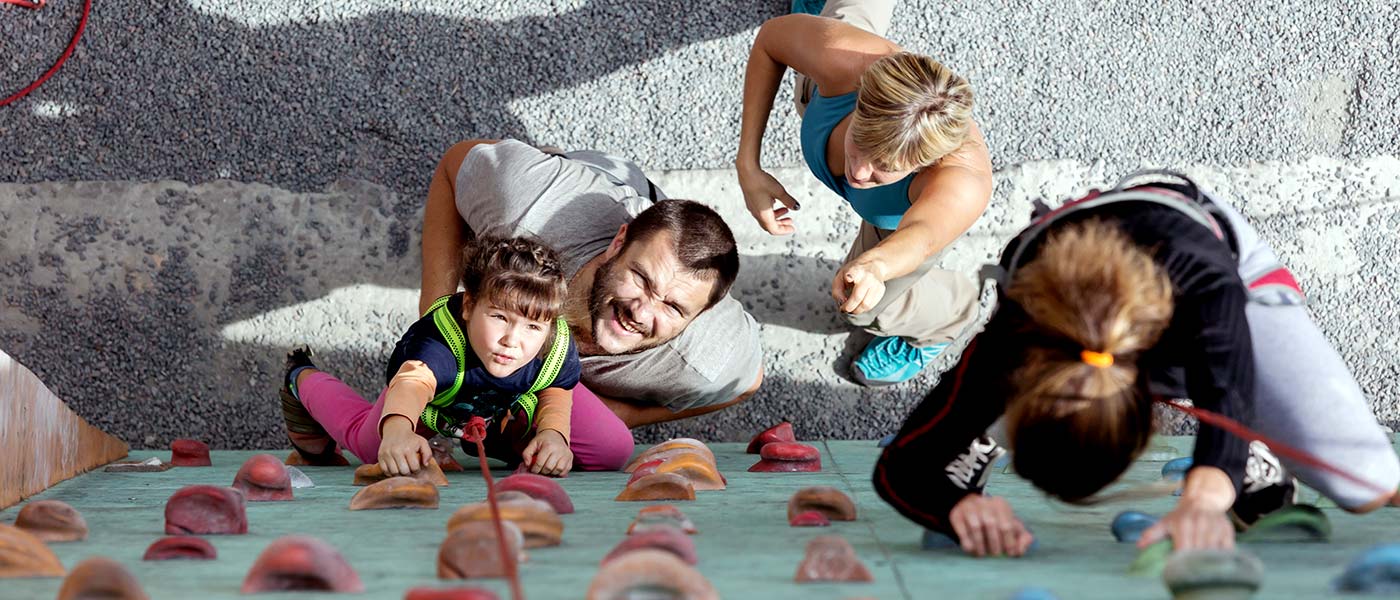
[842, 125, 915, 189]
[466, 299, 552, 379]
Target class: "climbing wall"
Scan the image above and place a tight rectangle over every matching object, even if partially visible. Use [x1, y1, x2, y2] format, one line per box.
[0, 350, 129, 509]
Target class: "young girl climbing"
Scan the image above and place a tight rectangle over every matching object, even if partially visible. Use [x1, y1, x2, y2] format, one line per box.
[278, 236, 584, 476]
[874, 171, 1400, 558]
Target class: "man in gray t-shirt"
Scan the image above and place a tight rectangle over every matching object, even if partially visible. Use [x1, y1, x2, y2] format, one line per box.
[419, 139, 764, 435]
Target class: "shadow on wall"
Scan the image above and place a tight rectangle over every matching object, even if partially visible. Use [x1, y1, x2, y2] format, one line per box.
[1, 0, 786, 203]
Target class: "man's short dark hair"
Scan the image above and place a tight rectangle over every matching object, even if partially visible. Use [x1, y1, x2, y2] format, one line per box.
[623, 199, 739, 310]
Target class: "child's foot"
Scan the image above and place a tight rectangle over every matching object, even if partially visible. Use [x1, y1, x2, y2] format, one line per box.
[1230, 442, 1296, 527]
[280, 345, 347, 466]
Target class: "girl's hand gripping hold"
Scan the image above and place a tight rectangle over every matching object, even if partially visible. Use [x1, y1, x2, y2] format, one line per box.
[378, 415, 433, 476]
[522, 429, 573, 477]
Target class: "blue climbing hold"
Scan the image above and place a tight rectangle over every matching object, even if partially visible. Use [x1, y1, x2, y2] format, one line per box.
[1161, 457, 1193, 480]
[922, 528, 1039, 555]
[878, 433, 896, 448]
[1334, 543, 1400, 593]
[790, 0, 826, 16]
[993, 452, 1012, 469]
[1111, 511, 1159, 543]
[1007, 586, 1059, 600]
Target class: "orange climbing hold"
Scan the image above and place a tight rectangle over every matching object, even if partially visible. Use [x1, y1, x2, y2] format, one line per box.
[349, 476, 440, 510]
[627, 505, 698, 535]
[787, 486, 857, 522]
[0, 523, 65, 578]
[624, 439, 716, 473]
[14, 500, 87, 542]
[615, 473, 696, 502]
[447, 496, 563, 549]
[55, 556, 147, 600]
[794, 535, 873, 583]
[438, 521, 527, 579]
[586, 549, 718, 600]
[354, 459, 450, 487]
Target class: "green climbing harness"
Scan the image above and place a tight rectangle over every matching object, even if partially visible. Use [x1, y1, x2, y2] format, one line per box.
[416, 294, 570, 437]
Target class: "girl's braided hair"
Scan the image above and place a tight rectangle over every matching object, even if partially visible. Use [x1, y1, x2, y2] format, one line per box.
[459, 236, 568, 323]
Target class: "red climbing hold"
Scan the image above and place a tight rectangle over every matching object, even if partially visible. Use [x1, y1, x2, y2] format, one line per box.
[748, 442, 822, 472]
[495, 473, 574, 514]
[787, 486, 857, 522]
[232, 454, 294, 501]
[241, 536, 363, 593]
[405, 587, 501, 600]
[789, 510, 832, 527]
[143, 536, 217, 561]
[55, 556, 147, 600]
[747, 422, 797, 454]
[15, 500, 87, 542]
[164, 485, 248, 535]
[602, 525, 698, 566]
[170, 439, 212, 467]
[626, 459, 665, 484]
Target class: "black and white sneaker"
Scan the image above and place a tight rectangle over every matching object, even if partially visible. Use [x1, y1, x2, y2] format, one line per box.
[944, 435, 1007, 492]
[1230, 441, 1298, 527]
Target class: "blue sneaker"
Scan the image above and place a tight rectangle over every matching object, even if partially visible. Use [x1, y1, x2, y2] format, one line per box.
[851, 337, 949, 387]
[790, 0, 825, 15]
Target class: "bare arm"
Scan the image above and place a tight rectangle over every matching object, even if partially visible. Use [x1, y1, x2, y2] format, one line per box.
[419, 139, 498, 315]
[597, 366, 764, 429]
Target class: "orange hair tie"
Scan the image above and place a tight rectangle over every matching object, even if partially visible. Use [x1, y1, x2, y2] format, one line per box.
[1081, 350, 1114, 368]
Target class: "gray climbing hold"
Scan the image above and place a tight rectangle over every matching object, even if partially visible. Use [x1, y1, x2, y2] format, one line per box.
[1161, 457, 1193, 480]
[1238, 504, 1330, 543]
[1111, 511, 1158, 543]
[284, 465, 315, 489]
[878, 434, 896, 448]
[1007, 586, 1059, 600]
[1334, 543, 1400, 594]
[1162, 548, 1263, 600]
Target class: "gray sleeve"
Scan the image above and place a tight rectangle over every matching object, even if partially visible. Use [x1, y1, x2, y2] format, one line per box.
[653, 296, 765, 412]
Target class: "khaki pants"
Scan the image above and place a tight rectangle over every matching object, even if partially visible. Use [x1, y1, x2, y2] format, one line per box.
[794, 0, 898, 116]
[842, 223, 980, 347]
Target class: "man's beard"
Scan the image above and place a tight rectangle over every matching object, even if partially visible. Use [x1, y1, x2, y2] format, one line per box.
[588, 256, 666, 356]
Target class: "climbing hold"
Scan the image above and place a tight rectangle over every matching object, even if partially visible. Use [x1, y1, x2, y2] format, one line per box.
[877, 433, 896, 448]
[232, 454, 294, 501]
[787, 486, 857, 522]
[1007, 587, 1059, 600]
[748, 442, 822, 472]
[586, 549, 718, 600]
[284, 465, 315, 489]
[354, 459, 450, 487]
[55, 556, 148, 600]
[1237, 504, 1330, 543]
[164, 485, 248, 535]
[789, 510, 831, 527]
[170, 439, 212, 467]
[652, 454, 726, 491]
[624, 439, 716, 472]
[627, 505, 697, 535]
[349, 476, 440, 510]
[447, 496, 563, 549]
[1161, 457, 1193, 480]
[104, 457, 172, 472]
[284, 449, 349, 467]
[438, 521, 526, 579]
[794, 535, 873, 583]
[616, 473, 697, 502]
[430, 436, 467, 472]
[143, 536, 217, 561]
[0, 523, 66, 578]
[1334, 543, 1400, 593]
[626, 459, 665, 484]
[1162, 548, 1263, 599]
[1129, 539, 1173, 577]
[495, 473, 574, 514]
[405, 587, 501, 600]
[602, 525, 698, 566]
[1111, 511, 1159, 543]
[241, 536, 363, 593]
[747, 422, 797, 454]
[15, 500, 88, 542]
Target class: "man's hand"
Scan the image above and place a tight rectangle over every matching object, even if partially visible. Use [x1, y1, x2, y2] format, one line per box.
[738, 166, 799, 235]
[522, 429, 573, 477]
[832, 261, 886, 314]
[377, 416, 432, 476]
[948, 494, 1035, 557]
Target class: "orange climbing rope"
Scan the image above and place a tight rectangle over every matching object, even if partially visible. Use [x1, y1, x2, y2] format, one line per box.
[1, 0, 92, 107]
[459, 416, 526, 600]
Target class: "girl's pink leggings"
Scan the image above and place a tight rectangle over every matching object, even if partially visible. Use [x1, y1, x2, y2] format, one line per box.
[297, 371, 635, 471]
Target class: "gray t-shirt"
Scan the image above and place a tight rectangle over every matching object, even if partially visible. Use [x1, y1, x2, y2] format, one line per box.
[454, 140, 763, 411]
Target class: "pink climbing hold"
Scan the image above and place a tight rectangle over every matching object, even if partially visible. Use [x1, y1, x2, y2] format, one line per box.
[747, 422, 797, 454]
[164, 485, 248, 535]
[241, 536, 364, 593]
[794, 535, 873, 583]
[602, 525, 697, 566]
[143, 536, 218, 561]
[626, 459, 665, 484]
[405, 588, 501, 600]
[232, 454, 294, 501]
[789, 510, 832, 527]
[170, 439, 212, 467]
[495, 473, 574, 514]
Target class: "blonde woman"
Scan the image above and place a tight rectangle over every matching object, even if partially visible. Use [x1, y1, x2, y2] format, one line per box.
[875, 172, 1399, 557]
[737, 0, 993, 386]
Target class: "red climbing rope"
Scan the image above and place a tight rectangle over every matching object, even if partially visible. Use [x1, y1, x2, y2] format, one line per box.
[459, 416, 526, 600]
[1, 0, 92, 108]
[1160, 399, 1394, 498]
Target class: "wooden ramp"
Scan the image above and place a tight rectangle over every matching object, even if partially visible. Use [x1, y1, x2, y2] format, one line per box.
[1, 350, 128, 509]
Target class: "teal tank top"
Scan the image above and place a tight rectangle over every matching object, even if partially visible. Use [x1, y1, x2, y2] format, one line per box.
[799, 87, 915, 230]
